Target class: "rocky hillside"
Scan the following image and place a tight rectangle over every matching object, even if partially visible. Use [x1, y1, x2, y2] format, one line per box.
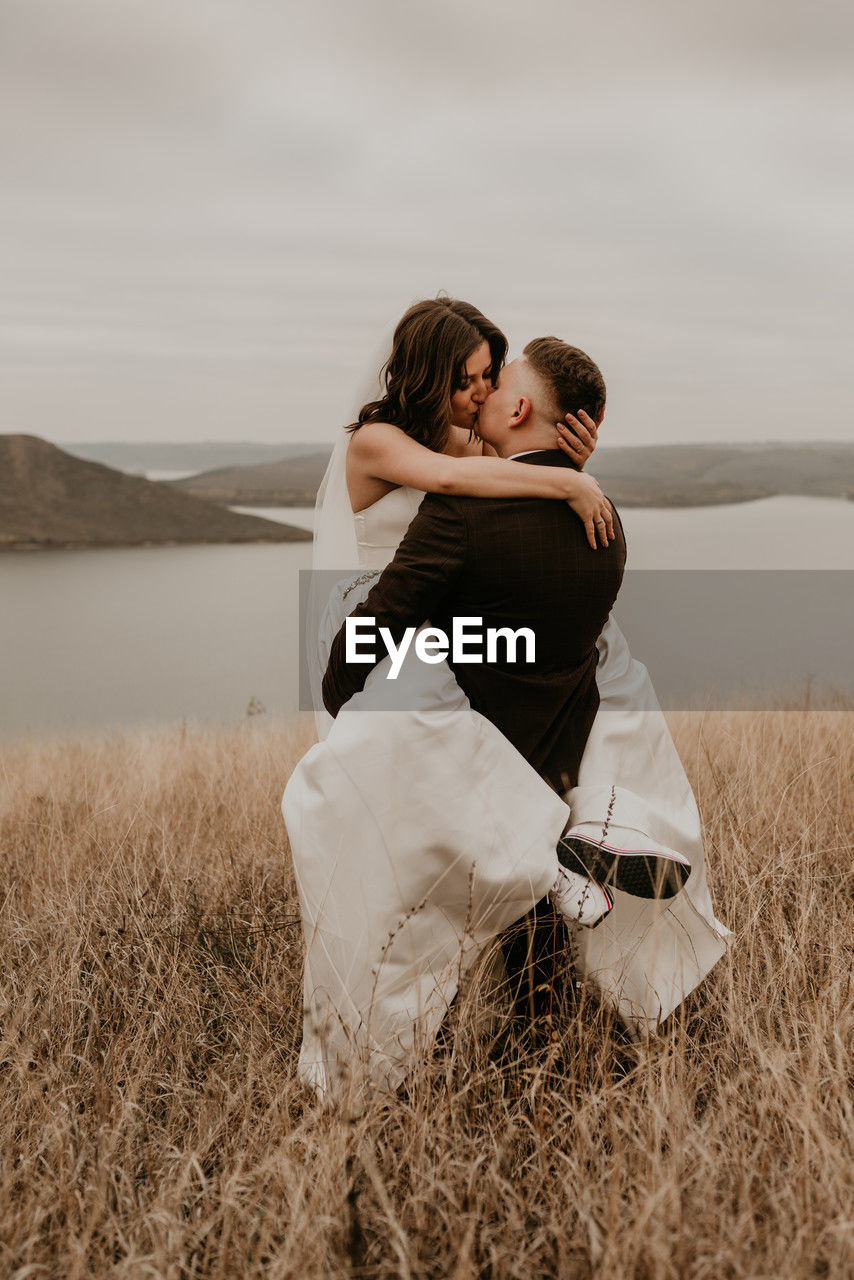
[0, 435, 312, 549]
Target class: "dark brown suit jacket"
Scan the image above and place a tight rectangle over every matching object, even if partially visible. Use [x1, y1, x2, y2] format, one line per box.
[322, 450, 627, 793]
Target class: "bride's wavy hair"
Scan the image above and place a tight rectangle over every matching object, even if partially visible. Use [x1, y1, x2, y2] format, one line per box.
[349, 296, 507, 451]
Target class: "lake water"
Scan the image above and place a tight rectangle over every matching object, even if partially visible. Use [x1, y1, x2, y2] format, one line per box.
[233, 497, 854, 571]
[1, 496, 851, 741]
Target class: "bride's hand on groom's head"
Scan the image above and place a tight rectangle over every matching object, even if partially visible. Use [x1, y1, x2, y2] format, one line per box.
[555, 411, 598, 468]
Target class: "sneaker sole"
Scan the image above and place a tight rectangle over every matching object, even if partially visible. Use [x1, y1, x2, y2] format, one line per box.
[558, 835, 689, 900]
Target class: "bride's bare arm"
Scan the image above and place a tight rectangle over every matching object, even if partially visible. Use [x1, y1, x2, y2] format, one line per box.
[350, 422, 614, 549]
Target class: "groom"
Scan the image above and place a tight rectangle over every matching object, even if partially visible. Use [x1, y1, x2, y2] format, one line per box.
[322, 337, 627, 1028]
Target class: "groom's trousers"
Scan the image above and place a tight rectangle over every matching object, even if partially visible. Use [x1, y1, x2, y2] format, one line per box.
[499, 895, 573, 1037]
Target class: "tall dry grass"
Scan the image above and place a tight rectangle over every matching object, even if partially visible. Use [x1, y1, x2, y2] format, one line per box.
[0, 710, 852, 1279]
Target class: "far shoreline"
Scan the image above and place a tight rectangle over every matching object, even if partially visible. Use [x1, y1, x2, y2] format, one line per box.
[5, 491, 854, 550]
[0, 531, 312, 552]
[224, 491, 854, 511]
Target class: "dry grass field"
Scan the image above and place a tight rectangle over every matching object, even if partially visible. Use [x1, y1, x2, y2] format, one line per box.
[1, 710, 852, 1278]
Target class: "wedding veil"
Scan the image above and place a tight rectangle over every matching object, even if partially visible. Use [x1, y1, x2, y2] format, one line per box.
[304, 434, 358, 740]
[311, 432, 358, 574]
[304, 329, 392, 738]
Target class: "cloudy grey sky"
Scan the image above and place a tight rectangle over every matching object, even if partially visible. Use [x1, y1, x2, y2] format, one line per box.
[1, 0, 852, 447]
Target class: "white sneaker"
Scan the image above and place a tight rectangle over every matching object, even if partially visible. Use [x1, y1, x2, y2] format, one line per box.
[551, 867, 613, 929]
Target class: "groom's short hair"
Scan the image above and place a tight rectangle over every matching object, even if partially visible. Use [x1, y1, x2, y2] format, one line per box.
[523, 337, 606, 422]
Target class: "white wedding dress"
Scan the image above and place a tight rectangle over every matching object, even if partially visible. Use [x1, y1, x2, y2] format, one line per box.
[283, 455, 730, 1098]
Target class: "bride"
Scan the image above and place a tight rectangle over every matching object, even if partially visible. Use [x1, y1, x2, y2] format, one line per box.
[283, 296, 730, 1098]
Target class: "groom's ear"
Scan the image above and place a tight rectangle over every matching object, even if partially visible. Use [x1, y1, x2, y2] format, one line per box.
[511, 396, 532, 426]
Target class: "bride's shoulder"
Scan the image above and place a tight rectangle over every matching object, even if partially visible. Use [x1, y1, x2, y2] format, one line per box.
[345, 422, 409, 508]
[347, 420, 405, 456]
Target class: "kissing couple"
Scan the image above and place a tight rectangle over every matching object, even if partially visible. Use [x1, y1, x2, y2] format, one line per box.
[282, 296, 730, 1100]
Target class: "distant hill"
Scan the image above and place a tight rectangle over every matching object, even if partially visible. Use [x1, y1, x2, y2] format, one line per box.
[592, 442, 854, 506]
[0, 435, 312, 549]
[173, 452, 333, 505]
[64, 441, 324, 474]
[171, 441, 854, 508]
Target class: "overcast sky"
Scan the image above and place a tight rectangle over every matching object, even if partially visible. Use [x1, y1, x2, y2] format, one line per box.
[1, 0, 852, 447]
